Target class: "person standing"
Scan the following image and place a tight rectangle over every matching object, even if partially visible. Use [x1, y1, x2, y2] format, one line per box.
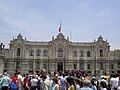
[80, 80, 92, 90]
[100, 81, 107, 90]
[52, 78, 60, 90]
[0, 74, 3, 90]
[1, 72, 11, 90]
[110, 74, 118, 90]
[59, 73, 67, 90]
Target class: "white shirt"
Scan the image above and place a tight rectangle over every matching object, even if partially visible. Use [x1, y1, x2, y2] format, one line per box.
[30, 78, 38, 86]
[110, 77, 118, 90]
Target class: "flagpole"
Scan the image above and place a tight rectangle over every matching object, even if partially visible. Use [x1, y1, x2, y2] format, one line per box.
[70, 30, 72, 41]
[60, 21, 61, 28]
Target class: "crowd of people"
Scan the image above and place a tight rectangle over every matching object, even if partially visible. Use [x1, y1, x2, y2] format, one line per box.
[0, 69, 120, 90]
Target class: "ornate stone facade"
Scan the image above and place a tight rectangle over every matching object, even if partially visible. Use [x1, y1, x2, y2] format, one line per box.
[0, 43, 5, 73]
[1, 33, 120, 75]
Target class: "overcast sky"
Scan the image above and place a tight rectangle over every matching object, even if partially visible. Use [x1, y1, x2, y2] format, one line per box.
[0, 0, 120, 50]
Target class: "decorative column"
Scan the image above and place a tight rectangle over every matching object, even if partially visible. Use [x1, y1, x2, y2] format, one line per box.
[33, 55, 36, 74]
[48, 56, 50, 73]
[0, 56, 4, 74]
[0, 43, 4, 74]
[63, 57, 66, 72]
[84, 61, 87, 70]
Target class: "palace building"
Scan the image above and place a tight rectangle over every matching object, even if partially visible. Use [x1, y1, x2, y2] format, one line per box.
[0, 33, 120, 75]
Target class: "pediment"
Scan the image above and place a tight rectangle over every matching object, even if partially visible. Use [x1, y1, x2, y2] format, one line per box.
[56, 33, 65, 39]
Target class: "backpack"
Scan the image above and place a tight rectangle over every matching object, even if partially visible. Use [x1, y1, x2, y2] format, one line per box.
[9, 81, 18, 90]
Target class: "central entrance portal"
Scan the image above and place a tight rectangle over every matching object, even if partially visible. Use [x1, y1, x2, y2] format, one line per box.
[57, 62, 63, 72]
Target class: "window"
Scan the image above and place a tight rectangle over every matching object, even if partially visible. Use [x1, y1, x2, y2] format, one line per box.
[99, 49, 103, 57]
[58, 48, 63, 57]
[79, 62, 84, 70]
[74, 63, 77, 69]
[118, 62, 120, 68]
[87, 51, 91, 57]
[111, 64, 114, 69]
[43, 61, 47, 69]
[73, 50, 77, 57]
[36, 49, 41, 56]
[87, 64, 91, 69]
[80, 50, 84, 57]
[17, 48, 21, 56]
[29, 50, 34, 56]
[36, 61, 40, 69]
[106, 63, 109, 70]
[100, 62, 103, 69]
[29, 60, 33, 69]
[16, 61, 21, 69]
[4, 62, 7, 68]
[43, 49, 48, 57]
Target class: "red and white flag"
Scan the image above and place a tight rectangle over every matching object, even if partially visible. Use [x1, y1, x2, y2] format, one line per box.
[58, 26, 61, 32]
[58, 22, 61, 32]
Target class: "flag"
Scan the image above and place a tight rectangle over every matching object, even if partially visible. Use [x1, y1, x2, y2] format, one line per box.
[58, 21, 61, 32]
[58, 26, 61, 32]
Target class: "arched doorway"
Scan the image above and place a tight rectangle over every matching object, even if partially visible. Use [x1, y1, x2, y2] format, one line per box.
[57, 62, 63, 72]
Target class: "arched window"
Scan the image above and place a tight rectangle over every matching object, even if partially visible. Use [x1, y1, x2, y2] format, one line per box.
[17, 48, 21, 56]
[74, 63, 77, 69]
[80, 50, 84, 57]
[29, 60, 33, 69]
[99, 49, 103, 57]
[58, 48, 63, 57]
[4, 62, 7, 69]
[36, 61, 40, 69]
[16, 61, 21, 69]
[73, 50, 77, 57]
[111, 64, 114, 69]
[29, 49, 34, 56]
[87, 51, 91, 57]
[100, 62, 103, 69]
[43, 49, 48, 57]
[36, 49, 41, 56]
[118, 62, 120, 68]
[87, 64, 91, 69]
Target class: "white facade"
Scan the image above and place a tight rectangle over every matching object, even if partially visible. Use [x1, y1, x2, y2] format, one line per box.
[1, 33, 120, 75]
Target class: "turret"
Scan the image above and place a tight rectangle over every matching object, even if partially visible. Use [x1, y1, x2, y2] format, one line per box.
[17, 33, 23, 40]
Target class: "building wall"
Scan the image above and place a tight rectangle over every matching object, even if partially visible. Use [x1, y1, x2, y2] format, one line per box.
[0, 43, 5, 73]
[2, 33, 120, 75]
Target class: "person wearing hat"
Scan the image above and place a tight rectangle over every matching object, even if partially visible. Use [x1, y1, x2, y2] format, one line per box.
[80, 80, 92, 90]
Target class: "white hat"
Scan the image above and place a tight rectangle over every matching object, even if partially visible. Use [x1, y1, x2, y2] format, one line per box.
[55, 74, 58, 77]
[83, 80, 90, 85]
[101, 75, 105, 79]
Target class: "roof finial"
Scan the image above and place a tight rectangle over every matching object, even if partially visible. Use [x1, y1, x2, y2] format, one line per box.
[17, 33, 22, 39]
[52, 36, 54, 40]
[25, 37, 26, 41]
[106, 39, 107, 42]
